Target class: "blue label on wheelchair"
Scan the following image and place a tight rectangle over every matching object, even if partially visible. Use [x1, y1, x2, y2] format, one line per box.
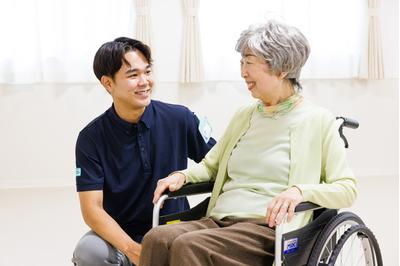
[283, 238, 298, 254]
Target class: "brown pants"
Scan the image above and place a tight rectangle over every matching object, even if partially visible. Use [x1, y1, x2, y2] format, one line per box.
[139, 217, 275, 266]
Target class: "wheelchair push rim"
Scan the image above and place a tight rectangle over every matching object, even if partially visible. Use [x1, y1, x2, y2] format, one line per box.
[308, 212, 365, 265]
[328, 224, 383, 266]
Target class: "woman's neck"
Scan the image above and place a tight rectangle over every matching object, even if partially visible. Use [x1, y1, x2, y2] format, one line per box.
[262, 82, 295, 106]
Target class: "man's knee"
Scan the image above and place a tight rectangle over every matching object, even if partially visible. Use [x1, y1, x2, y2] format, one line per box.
[72, 231, 121, 266]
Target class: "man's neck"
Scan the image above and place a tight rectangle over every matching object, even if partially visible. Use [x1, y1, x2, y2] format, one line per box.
[114, 103, 146, 124]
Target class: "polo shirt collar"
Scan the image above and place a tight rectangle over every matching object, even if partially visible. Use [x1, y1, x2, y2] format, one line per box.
[140, 101, 154, 129]
[108, 102, 154, 130]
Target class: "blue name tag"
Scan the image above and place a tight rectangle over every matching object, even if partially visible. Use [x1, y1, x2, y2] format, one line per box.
[198, 116, 212, 143]
[283, 238, 298, 254]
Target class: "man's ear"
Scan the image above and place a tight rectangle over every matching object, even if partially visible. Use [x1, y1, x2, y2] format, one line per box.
[100, 75, 113, 94]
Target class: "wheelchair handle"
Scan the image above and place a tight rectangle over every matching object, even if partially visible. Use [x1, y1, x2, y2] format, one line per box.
[336, 116, 359, 129]
[336, 117, 359, 148]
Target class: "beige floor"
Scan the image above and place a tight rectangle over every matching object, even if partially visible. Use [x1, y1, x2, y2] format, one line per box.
[0, 174, 397, 266]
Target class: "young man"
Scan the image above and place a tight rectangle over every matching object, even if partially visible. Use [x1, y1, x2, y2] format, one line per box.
[72, 37, 215, 266]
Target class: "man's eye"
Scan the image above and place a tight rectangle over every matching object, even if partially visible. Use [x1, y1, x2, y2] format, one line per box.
[146, 70, 152, 74]
[129, 74, 138, 78]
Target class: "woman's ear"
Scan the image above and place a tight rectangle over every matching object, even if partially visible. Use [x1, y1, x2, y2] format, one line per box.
[278, 72, 288, 80]
[100, 76, 113, 94]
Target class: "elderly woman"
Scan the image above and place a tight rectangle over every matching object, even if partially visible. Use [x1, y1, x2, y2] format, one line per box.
[139, 20, 357, 266]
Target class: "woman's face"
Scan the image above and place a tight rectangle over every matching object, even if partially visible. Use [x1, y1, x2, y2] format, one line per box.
[240, 49, 284, 105]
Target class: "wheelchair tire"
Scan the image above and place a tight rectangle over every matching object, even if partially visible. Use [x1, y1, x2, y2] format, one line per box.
[307, 212, 364, 266]
[329, 225, 382, 266]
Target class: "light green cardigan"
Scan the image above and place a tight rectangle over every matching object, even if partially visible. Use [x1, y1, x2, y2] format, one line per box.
[183, 101, 357, 229]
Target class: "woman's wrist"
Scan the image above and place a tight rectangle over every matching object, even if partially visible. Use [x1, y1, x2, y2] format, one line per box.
[170, 171, 187, 184]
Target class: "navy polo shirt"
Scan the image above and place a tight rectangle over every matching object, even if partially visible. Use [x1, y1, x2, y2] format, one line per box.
[75, 100, 216, 238]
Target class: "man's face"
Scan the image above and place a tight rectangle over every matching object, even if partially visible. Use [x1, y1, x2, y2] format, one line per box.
[106, 50, 153, 111]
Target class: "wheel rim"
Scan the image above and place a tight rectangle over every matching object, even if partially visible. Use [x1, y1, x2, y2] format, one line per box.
[331, 228, 379, 266]
[316, 220, 360, 263]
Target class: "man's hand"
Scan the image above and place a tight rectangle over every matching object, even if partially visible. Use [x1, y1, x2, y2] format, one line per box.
[266, 186, 303, 227]
[124, 243, 141, 265]
[152, 173, 186, 204]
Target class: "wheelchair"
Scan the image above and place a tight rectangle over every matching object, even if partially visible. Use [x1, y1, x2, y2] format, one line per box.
[152, 117, 383, 266]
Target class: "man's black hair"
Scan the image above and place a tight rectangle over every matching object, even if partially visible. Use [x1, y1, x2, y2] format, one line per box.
[93, 37, 152, 81]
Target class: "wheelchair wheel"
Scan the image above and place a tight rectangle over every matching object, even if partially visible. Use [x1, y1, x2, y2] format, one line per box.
[308, 212, 364, 265]
[329, 225, 382, 266]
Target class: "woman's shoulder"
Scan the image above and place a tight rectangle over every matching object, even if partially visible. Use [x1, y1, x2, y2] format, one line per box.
[301, 100, 334, 119]
[233, 102, 258, 117]
[293, 100, 336, 131]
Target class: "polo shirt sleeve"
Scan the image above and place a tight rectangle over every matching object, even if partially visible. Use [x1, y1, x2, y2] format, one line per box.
[185, 110, 216, 163]
[75, 132, 104, 191]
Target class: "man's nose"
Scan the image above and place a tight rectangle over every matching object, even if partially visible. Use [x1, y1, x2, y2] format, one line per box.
[138, 75, 148, 86]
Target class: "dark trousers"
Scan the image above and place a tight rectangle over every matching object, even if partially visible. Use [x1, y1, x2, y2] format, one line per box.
[140, 217, 275, 266]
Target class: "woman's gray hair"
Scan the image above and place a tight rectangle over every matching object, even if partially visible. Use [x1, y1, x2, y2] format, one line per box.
[236, 20, 310, 83]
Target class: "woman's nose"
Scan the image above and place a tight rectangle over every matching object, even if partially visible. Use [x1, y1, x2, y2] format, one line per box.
[241, 67, 248, 78]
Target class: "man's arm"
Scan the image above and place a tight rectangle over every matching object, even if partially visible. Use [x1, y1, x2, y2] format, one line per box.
[78, 191, 141, 265]
[186, 111, 216, 162]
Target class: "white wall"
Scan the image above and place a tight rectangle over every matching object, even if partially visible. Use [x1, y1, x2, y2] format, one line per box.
[0, 79, 397, 187]
[0, 1, 397, 184]
[150, 0, 398, 80]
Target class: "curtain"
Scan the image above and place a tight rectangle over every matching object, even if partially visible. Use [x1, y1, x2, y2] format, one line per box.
[359, 0, 385, 79]
[180, 0, 204, 83]
[0, 0, 134, 84]
[134, 0, 153, 47]
[367, 0, 384, 79]
[199, 0, 367, 80]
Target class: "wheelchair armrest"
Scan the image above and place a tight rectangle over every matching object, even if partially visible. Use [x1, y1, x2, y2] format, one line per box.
[166, 181, 215, 198]
[275, 202, 324, 265]
[294, 202, 322, 213]
[153, 182, 214, 228]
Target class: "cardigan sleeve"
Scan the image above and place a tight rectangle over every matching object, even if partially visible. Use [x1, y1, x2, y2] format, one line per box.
[295, 111, 358, 209]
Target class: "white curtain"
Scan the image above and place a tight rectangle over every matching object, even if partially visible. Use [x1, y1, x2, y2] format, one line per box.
[0, 0, 134, 84]
[134, 0, 153, 47]
[180, 0, 204, 83]
[367, 0, 384, 79]
[199, 0, 367, 80]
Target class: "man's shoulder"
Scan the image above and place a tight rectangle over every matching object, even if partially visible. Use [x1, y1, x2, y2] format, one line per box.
[151, 100, 192, 120]
[78, 109, 109, 138]
[151, 100, 190, 113]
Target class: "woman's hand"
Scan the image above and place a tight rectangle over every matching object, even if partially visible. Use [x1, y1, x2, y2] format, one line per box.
[152, 172, 186, 204]
[266, 186, 303, 227]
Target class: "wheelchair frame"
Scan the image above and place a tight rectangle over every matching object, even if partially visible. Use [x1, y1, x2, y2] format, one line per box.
[152, 118, 383, 266]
